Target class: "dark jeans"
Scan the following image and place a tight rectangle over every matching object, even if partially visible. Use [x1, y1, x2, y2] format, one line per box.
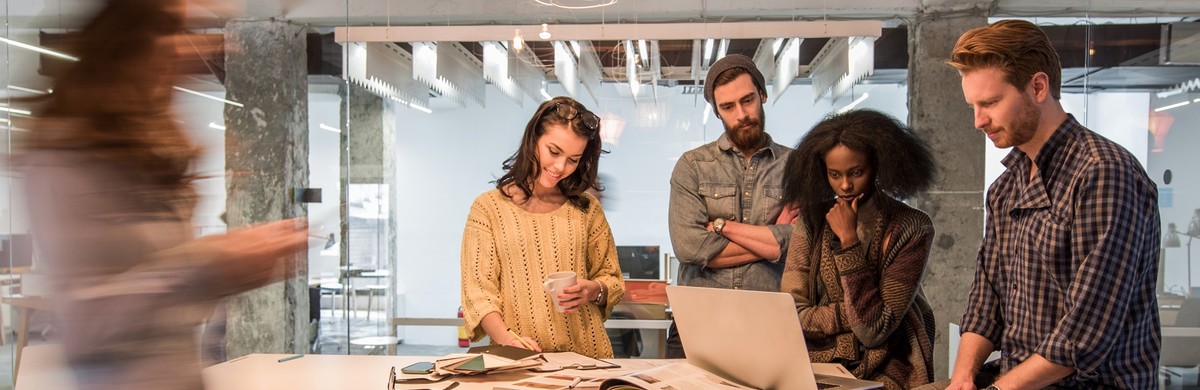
[665, 320, 686, 359]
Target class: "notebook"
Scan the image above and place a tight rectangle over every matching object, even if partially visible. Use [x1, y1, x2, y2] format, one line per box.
[666, 285, 883, 390]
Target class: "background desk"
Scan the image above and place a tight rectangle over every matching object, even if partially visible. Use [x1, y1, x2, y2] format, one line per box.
[2, 295, 51, 381]
[604, 318, 671, 358]
[388, 317, 673, 358]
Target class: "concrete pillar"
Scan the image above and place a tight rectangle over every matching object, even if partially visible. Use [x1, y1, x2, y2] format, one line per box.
[223, 20, 310, 357]
[338, 83, 397, 310]
[906, 9, 988, 380]
[343, 84, 397, 183]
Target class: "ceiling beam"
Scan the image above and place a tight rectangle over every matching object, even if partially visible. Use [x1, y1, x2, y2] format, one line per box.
[334, 20, 882, 43]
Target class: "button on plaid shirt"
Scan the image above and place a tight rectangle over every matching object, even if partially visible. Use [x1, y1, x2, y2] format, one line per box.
[960, 115, 1161, 388]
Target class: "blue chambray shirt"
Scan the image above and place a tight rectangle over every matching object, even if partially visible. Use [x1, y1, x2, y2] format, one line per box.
[960, 115, 1160, 388]
[668, 132, 793, 291]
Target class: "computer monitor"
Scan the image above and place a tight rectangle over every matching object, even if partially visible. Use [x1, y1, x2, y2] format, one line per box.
[616, 245, 660, 280]
[0, 234, 34, 271]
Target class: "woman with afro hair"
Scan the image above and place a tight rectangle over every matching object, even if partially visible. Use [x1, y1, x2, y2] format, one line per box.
[780, 109, 938, 390]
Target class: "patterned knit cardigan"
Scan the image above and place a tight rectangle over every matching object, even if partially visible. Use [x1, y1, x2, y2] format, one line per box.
[781, 195, 937, 390]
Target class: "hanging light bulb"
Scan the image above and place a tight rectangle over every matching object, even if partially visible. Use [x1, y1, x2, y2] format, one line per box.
[513, 29, 524, 52]
[539, 23, 552, 40]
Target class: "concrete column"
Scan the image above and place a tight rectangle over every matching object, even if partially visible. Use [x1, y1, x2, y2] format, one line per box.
[338, 83, 397, 311]
[906, 9, 988, 380]
[223, 20, 310, 358]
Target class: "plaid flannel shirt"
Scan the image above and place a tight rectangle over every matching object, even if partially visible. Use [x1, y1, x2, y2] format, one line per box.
[960, 115, 1161, 388]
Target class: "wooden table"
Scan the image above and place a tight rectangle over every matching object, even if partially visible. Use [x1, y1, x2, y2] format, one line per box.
[16, 346, 862, 390]
[203, 353, 672, 390]
[1, 294, 51, 382]
[13, 346, 669, 390]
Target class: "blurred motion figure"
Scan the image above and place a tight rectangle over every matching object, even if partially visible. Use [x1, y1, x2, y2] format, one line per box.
[18, 1, 308, 389]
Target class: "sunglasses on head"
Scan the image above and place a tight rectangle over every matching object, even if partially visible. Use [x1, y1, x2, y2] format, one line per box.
[547, 101, 600, 132]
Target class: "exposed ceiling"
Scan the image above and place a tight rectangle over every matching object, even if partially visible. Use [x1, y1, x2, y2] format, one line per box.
[6, 0, 1200, 103]
[9, 0, 1200, 30]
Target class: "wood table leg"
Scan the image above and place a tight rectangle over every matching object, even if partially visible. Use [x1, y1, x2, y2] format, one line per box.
[13, 306, 29, 381]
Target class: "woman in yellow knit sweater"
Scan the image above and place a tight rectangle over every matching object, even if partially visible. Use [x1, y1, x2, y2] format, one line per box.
[461, 96, 624, 358]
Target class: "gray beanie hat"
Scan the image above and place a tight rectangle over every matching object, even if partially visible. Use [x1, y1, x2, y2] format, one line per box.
[703, 54, 767, 106]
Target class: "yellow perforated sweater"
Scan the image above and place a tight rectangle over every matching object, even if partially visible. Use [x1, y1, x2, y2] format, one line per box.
[461, 189, 625, 358]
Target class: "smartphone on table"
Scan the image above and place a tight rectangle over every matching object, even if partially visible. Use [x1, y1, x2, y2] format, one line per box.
[400, 361, 435, 375]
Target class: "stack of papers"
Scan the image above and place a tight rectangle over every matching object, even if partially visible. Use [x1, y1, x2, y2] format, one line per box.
[433, 345, 543, 375]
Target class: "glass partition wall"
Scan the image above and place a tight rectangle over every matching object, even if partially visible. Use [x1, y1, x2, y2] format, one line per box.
[1, 2, 13, 387]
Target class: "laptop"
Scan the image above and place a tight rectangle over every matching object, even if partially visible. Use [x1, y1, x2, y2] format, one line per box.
[666, 285, 883, 390]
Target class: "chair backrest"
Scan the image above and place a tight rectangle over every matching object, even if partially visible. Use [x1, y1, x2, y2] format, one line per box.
[1176, 298, 1200, 327]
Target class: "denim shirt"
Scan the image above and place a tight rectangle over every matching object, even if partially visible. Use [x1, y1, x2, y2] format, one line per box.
[668, 133, 793, 291]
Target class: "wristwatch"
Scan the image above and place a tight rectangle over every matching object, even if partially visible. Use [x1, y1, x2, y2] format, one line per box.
[984, 385, 1001, 390]
[713, 218, 727, 236]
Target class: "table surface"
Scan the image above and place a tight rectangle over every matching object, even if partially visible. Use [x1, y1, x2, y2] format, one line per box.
[17, 346, 875, 390]
[1, 294, 51, 310]
[202, 353, 673, 390]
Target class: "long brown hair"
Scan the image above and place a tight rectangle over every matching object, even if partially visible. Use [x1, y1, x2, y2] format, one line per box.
[26, 0, 199, 192]
[495, 96, 605, 211]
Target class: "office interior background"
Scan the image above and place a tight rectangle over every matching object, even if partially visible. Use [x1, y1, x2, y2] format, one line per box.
[1, 0, 1199, 387]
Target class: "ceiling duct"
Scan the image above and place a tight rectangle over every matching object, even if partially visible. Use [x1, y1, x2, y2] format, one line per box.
[772, 38, 801, 104]
[482, 41, 525, 106]
[1162, 22, 1200, 65]
[553, 41, 581, 100]
[752, 38, 779, 84]
[412, 41, 487, 108]
[625, 40, 639, 98]
[808, 36, 874, 103]
[650, 40, 662, 103]
[575, 40, 604, 105]
[344, 42, 430, 111]
[510, 45, 548, 102]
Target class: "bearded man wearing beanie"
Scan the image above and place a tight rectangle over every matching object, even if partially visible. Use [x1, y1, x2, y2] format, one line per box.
[666, 54, 798, 358]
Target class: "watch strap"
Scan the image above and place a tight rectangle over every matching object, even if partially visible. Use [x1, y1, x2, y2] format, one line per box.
[591, 282, 607, 306]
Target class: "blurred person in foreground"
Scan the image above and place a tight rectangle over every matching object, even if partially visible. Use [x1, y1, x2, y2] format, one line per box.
[18, 1, 308, 389]
[780, 109, 937, 390]
[460, 96, 624, 358]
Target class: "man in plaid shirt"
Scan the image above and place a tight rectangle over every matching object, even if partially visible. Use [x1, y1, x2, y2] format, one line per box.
[934, 20, 1161, 390]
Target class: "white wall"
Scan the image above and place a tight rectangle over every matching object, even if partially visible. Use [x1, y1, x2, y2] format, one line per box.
[174, 90, 231, 233]
[984, 92, 1151, 191]
[307, 93, 344, 277]
[392, 82, 909, 344]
